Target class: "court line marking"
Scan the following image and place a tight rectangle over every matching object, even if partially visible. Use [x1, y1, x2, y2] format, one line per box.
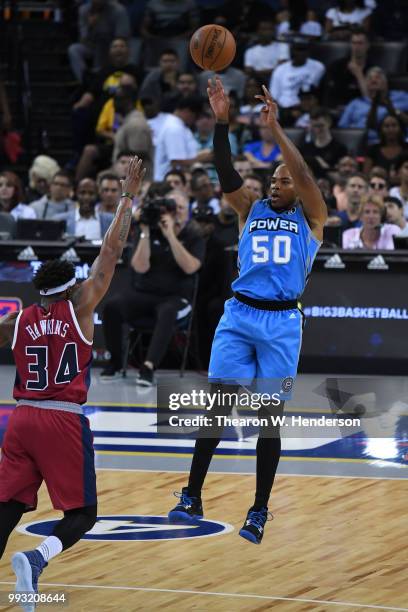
[95, 449, 408, 467]
[96, 467, 408, 480]
[0, 581, 406, 610]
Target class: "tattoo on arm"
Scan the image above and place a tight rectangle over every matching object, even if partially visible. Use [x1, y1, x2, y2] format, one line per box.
[119, 209, 132, 242]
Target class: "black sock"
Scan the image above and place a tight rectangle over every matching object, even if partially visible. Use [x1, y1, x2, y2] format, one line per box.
[0, 500, 25, 559]
[187, 383, 239, 497]
[253, 402, 284, 510]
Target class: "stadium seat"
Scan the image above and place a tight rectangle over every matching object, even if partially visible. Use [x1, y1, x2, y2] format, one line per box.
[370, 42, 407, 75]
[0, 213, 16, 239]
[310, 42, 349, 65]
[331, 128, 365, 156]
[284, 128, 304, 148]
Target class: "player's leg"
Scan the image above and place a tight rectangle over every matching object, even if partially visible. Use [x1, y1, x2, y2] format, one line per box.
[0, 500, 26, 559]
[169, 299, 256, 522]
[12, 409, 97, 601]
[239, 308, 303, 544]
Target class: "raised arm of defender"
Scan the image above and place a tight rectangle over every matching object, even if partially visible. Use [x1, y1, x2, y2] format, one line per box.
[208, 78, 257, 224]
[255, 85, 327, 241]
[73, 156, 146, 315]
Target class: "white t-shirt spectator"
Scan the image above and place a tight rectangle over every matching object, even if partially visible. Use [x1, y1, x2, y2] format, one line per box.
[147, 112, 171, 147]
[325, 6, 372, 27]
[154, 114, 198, 180]
[270, 59, 325, 108]
[75, 209, 102, 241]
[389, 186, 408, 220]
[277, 20, 323, 38]
[244, 41, 289, 72]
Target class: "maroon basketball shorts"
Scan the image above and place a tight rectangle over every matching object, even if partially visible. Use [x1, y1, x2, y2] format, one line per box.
[0, 405, 97, 511]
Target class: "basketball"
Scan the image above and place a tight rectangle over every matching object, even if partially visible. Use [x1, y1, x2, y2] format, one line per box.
[189, 24, 236, 72]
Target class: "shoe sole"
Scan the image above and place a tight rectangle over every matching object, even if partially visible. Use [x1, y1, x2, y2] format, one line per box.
[99, 375, 122, 383]
[168, 510, 203, 524]
[239, 528, 261, 544]
[136, 379, 153, 387]
[12, 553, 36, 612]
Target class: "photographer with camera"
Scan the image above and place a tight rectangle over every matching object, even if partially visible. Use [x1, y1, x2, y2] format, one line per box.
[101, 182, 205, 386]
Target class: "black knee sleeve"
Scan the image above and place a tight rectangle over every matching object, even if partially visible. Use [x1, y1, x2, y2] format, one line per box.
[52, 504, 97, 551]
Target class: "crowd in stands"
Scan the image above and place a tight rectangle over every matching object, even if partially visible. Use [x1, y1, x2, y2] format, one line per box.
[1, 0, 408, 376]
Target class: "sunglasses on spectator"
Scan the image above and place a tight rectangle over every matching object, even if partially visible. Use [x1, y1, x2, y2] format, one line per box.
[369, 182, 387, 190]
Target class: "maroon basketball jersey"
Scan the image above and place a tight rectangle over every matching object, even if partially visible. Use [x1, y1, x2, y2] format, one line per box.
[12, 300, 93, 405]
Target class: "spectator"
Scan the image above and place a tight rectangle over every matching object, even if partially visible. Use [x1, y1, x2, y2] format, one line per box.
[325, 28, 373, 106]
[384, 196, 408, 237]
[363, 114, 408, 179]
[164, 170, 189, 196]
[140, 0, 198, 70]
[389, 156, 408, 219]
[71, 38, 140, 160]
[233, 155, 253, 178]
[331, 155, 358, 210]
[163, 72, 199, 112]
[198, 65, 247, 100]
[270, 39, 325, 125]
[112, 87, 154, 179]
[101, 182, 205, 384]
[154, 96, 204, 181]
[239, 76, 264, 125]
[244, 126, 282, 167]
[277, 3, 323, 40]
[229, 92, 257, 151]
[338, 67, 408, 142]
[68, 1, 131, 83]
[367, 171, 388, 199]
[294, 85, 320, 129]
[342, 196, 401, 249]
[300, 108, 347, 178]
[244, 20, 289, 80]
[112, 150, 135, 179]
[325, 0, 373, 39]
[317, 177, 338, 213]
[0, 171, 35, 220]
[243, 174, 265, 200]
[194, 103, 238, 180]
[96, 172, 121, 213]
[139, 49, 180, 104]
[30, 171, 75, 220]
[190, 170, 221, 214]
[73, 38, 138, 112]
[25, 155, 60, 204]
[327, 174, 367, 228]
[55, 178, 113, 240]
[94, 73, 142, 142]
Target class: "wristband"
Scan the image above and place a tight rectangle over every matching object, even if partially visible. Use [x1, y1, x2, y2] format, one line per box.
[121, 192, 135, 199]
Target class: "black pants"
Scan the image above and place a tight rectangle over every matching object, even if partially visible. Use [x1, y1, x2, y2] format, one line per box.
[103, 289, 187, 369]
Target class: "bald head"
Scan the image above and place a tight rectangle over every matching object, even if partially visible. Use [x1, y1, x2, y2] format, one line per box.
[76, 178, 97, 212]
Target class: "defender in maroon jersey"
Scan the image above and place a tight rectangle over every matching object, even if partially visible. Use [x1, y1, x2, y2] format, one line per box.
[0, 157, 145, 610]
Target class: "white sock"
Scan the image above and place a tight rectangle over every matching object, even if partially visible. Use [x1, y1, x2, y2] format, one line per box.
[36, 536, 63, 562]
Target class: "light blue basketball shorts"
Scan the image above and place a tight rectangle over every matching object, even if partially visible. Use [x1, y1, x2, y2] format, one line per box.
[208, 297, 303, 395]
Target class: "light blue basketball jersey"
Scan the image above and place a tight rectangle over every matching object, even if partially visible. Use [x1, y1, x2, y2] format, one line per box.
[232, 199, 321, 301]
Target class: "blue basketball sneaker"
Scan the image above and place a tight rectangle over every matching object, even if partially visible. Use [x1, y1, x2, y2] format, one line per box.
[12, 550, 48, 611]
[239, 507, 273, 544]
[168, 487, 203, 523]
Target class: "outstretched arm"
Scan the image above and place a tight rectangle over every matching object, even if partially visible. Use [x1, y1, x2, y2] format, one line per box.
[209, 77, 257, 223]
[0, 311, 19, 347]
[256, 86, 327, 241]
[72, 156, 146, 315]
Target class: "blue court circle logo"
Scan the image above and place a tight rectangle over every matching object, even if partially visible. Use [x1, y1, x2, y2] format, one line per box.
[17, 515, 233, 541]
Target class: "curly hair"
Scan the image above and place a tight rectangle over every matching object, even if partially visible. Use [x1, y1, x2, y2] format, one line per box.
[33, 260, 76, 293]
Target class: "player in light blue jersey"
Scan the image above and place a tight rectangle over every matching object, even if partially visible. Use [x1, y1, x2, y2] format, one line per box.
[168, 78, 327, 544]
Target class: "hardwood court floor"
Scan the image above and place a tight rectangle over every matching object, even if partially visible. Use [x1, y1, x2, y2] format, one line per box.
[0, 470, 407, 612]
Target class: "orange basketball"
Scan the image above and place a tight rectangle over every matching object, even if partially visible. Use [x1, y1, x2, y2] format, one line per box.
[190, 24, 236, 72]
